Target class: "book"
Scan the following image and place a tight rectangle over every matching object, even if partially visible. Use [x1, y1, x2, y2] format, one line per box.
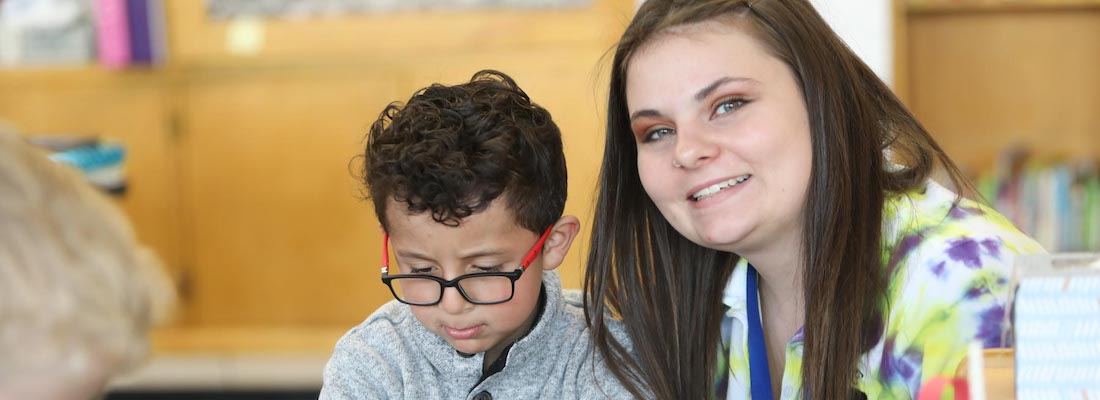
[146, 0, 168, 64]
[981, 149, 1100, 252]
[1012, 253, 1100, 399]
[94, 0, 131, 68]
[125, 0, 152, 65]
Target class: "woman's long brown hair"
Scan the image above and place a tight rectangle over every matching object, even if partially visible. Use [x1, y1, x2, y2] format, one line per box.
[583, 0, 972, 399]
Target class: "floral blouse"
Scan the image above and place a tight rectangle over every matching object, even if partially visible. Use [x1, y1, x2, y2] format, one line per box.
[715, 180, 1045, 399]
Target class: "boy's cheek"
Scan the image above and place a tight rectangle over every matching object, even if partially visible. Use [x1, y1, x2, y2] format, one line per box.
[408, 307, 438, 330]
[491, 283, 542, 327]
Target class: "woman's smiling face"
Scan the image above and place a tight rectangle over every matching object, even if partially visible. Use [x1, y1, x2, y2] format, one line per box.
[626, 20, 813, 256]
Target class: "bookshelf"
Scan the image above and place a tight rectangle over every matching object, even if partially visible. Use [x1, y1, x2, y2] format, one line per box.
[895, 0, 1100, 251]
[164, 1, 627, 66]
[0, 66, 182, 283]
[907, 0, 1100, 14]
[0, 0, 632, 348]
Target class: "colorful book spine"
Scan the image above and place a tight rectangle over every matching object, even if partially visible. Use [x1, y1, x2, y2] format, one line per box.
[981, 150, 1100, 252]
[94, 0, 131, 69]
[1087, 177, 1100, 249]
[126, 0, 153, 65]
[147, 0, 168, 64]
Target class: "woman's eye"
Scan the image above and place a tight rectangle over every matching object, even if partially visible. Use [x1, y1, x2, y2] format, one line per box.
[473, 265, 503, 273]
[643, 127, 674, 143]
[714, 98, 748, 116]
[410, 267, 434, 274]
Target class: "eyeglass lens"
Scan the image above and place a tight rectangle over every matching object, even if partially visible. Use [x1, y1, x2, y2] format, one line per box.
[391, 275, 514, 304]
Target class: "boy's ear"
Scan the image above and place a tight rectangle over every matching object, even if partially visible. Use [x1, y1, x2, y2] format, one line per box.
[538, 215, 580, 271]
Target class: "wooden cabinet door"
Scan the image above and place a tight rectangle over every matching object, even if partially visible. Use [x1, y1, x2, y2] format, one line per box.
[179, 46, 613, 326]
[0, 70, 182, 281]
[179, 66, 400, 325]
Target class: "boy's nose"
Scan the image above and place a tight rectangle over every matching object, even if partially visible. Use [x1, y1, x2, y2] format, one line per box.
[438, 286, 472, 314]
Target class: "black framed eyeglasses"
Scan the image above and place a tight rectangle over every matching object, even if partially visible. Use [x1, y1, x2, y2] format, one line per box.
[380, 227, 552, 306]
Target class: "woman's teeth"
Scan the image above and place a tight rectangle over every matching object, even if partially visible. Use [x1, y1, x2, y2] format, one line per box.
[691, 175, 751, 201]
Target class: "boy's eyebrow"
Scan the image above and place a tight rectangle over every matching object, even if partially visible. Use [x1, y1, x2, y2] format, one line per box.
[459, 249, 508, 260]
[395, 250, 434, 261]
[394, 249, 508, 262]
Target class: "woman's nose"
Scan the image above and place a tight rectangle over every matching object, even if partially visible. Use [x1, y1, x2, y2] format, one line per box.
[672, 125, 719, 169]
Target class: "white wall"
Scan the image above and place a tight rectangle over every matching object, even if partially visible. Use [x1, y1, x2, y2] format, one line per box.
[632, 0, 896, 85]
[809, 0, 894, 85]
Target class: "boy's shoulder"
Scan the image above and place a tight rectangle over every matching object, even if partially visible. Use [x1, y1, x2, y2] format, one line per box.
[335, 300, 420, 349]
[363, 299, 415, 327]
[557, 289, 632, 347]
[321, 300, 426, 399]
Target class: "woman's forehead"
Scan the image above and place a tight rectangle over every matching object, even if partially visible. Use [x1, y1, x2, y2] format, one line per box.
[624, 27, 783, 109]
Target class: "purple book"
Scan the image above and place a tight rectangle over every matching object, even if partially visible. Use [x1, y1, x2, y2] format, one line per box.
[126, 0, 152, 64]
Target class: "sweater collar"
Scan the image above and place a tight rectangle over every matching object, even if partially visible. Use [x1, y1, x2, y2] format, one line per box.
[411, 270, 565, 375]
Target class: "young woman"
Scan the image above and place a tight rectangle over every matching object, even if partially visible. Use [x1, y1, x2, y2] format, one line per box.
[583, 0, 1044, 399]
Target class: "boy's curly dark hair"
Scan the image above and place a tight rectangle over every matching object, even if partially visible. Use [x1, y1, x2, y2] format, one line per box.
[363, 70, 566, 234]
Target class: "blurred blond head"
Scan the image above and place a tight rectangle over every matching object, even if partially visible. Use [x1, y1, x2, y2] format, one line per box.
[0, 126, 175, 399]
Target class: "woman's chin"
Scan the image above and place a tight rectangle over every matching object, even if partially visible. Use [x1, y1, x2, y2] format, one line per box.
[692, 225, 751, 252]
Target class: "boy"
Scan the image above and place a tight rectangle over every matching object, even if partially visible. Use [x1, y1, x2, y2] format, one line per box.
[320, 71, 634, 399]
[0, 126, 175, 400]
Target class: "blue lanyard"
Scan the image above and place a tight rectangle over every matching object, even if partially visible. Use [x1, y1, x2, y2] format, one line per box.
[746, 264, 775, 400]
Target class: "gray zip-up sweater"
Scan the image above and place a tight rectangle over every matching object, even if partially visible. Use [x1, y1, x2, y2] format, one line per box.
[320, 271, 637, 400]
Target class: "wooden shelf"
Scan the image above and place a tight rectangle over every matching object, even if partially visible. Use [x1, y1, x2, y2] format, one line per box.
[0, 66, 166, 87]
[907, 0, 1100, 14]
[166, 0, 632, 66]
[114, 327, 336, 391]
[897, 0, 1100, 172]
[151, 325, 348, 355]
[0, 0, 619, 336]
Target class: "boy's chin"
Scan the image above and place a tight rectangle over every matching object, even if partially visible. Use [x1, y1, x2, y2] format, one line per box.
[446, 339, 496, 356]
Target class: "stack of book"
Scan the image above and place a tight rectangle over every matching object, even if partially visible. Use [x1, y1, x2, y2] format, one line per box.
[93, 0, 167, 69]
[979, 150, 1100, 252]
[28, 134, 127, 196]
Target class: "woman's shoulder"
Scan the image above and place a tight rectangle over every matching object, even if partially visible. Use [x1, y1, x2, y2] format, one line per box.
[883, 180, 1045, 280]
[879, 179, 1045, 343]
[863, 181, 1046, 397]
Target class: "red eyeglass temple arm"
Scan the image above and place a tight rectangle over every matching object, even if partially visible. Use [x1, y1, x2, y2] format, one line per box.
[381, 226, 552, 274]
[520, 227, 554, 269]
[382, 232, 390, 274]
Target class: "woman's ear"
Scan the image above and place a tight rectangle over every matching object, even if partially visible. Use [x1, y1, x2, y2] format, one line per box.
[537, 215, 581, 271]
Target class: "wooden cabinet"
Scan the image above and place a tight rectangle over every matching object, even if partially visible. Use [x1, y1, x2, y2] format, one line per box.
[177, 50, 612, 326]
[0, 0, 632, 341]
[0, 69, 182, 281]
[895, 0, 1100, 173]
[177, 66, 403, 325]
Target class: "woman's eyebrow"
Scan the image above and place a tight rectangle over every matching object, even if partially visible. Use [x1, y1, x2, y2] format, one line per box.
[630, 109, 664, 121]
[629, 77, 758, 122]
[694, 76, 755, 101]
